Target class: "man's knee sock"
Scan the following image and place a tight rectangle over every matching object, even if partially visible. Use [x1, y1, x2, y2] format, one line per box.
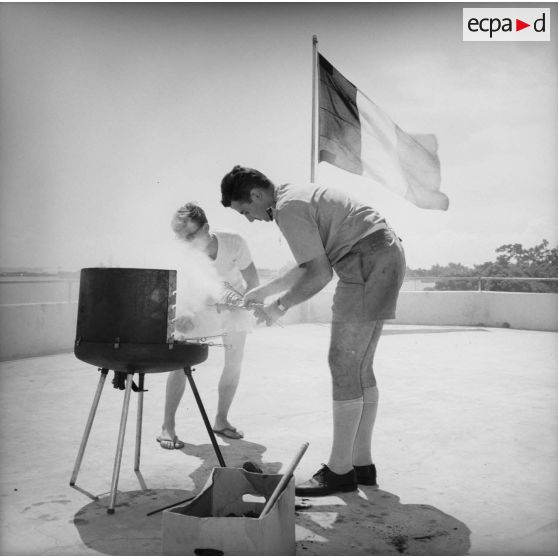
[328, 397, 364, 475]
[352, 386, 379, 466]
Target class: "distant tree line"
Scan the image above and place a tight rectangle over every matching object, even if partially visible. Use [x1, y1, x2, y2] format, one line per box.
[407, 239, 558, 293]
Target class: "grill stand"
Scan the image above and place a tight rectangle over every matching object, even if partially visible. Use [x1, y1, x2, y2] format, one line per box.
[69, 366, 226, 514]
[135, 372, 145, 471]
[185, 367, 226, 468]
[70, 368, 109, 489]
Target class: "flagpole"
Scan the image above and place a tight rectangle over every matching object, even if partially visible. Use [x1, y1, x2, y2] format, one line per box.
[310, 34, 318, 183]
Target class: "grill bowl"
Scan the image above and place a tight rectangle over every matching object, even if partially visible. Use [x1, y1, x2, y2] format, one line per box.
[74, 341, 208, 373]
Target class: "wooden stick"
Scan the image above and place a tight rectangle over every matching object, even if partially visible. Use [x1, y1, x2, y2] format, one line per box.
[259, 442, 309, 518]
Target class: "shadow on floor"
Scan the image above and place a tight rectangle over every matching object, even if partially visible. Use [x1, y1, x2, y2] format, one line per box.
[73, 437, 283, 555]
[73, 488, 187, 555]
[73, 436, 470, 556]
[178, 437, 284, 494]
[295, 487, 471, 556]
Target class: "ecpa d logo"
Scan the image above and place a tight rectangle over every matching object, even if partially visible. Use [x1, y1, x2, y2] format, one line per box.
[463, 8, 550, 41]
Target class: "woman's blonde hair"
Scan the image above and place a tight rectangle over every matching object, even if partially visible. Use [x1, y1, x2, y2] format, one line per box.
[170, 202, 208, 235]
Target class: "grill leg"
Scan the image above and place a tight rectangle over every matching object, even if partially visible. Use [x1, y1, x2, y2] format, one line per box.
[108, 372, 134, 514]
[70, 369, 109, 486]
[184, 366, 226, 467]
[134, 373, 145, 472]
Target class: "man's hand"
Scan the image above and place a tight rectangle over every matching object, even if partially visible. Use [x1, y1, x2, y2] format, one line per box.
[253, 301, 284, 326]
[243, 286, 267, 306]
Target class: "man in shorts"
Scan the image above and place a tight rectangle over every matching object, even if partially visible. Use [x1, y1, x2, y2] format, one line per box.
[158, 202, 259, 449]
[220, 165, 405, 496]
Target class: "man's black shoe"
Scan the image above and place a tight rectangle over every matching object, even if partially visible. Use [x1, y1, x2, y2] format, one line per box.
[295, 464, 358, 496]
[354, 464, 377, 486]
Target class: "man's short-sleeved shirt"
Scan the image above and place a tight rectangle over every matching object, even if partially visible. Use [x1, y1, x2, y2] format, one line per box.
[213, 229, 253, 292]
[273, 183, 386, 266]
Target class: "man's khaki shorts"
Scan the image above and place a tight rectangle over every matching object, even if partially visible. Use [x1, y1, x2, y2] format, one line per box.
[332, 229, 406, 323]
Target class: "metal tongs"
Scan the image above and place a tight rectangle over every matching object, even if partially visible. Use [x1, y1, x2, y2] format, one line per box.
[210, 283, 261, 311]
[173, 334, 232, 350]
[214, 283, 283, 327]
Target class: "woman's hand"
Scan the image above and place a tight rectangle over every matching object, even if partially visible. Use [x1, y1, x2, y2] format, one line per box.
[174, 315, 194, 333]
[243, 286, 267, 306]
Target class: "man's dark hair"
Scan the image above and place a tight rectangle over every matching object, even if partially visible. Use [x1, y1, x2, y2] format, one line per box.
[220, 165, 274, 207]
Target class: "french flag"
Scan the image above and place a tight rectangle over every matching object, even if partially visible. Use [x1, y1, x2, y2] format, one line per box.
[318, 54, 449, 211]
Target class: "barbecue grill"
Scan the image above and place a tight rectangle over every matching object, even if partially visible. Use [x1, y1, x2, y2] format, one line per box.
[70, 268, 226, 513]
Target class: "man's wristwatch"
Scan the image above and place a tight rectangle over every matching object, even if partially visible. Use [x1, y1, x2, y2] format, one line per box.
[275, 298, 288, 313]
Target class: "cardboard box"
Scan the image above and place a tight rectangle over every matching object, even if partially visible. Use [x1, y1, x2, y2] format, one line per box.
[162, 467, 295, 556]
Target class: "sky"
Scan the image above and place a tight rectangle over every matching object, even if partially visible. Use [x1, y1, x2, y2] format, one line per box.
[0, 2, 557, 272]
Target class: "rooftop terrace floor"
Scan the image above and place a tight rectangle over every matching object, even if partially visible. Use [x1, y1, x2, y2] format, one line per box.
[1, 323, 557, 556]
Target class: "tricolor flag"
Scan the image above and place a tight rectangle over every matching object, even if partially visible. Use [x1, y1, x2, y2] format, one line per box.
[318, 53, 449, 210]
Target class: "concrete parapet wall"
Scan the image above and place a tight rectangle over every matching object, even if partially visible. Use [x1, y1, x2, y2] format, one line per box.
[393, 291, 558, 330]
[1, 302, 78, 361]
[304, 290, 558, 331]
[0, 300, 308, 362]
[1, 291, 557, 361]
